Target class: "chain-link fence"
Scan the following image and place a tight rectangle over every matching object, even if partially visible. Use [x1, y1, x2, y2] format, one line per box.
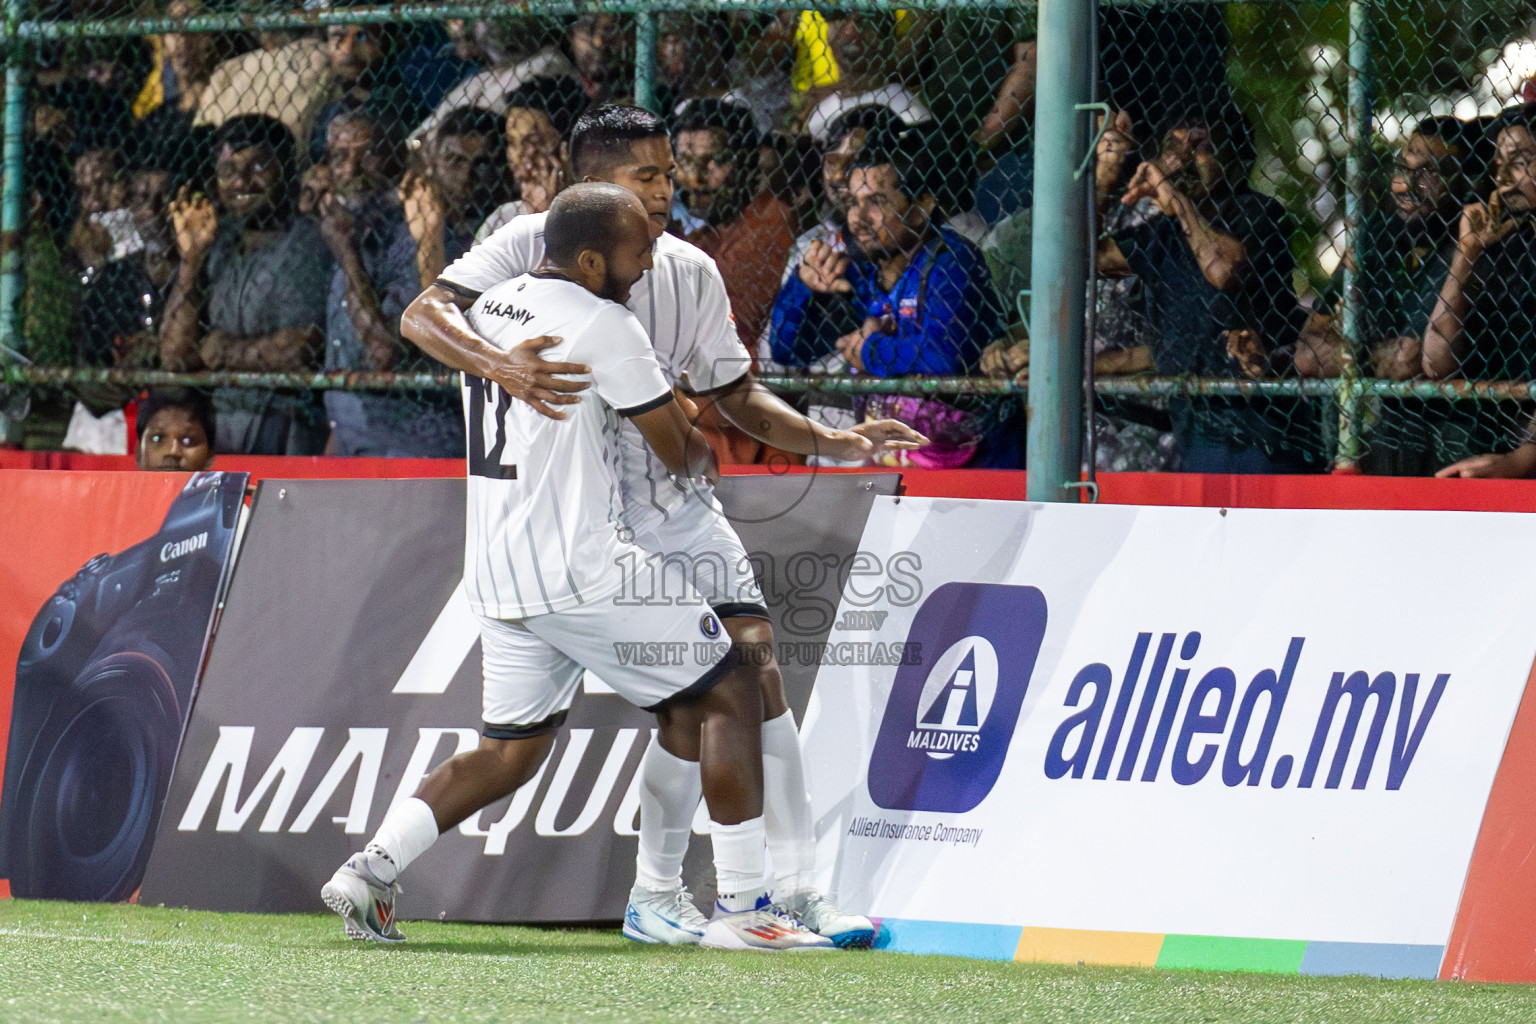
[3, 1, 1536, 474]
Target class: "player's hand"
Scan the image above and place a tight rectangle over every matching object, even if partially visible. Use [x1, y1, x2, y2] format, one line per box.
[798, 240, 852, 295]
[848, 418, 929, 455]
[485, 335, 591, 420]
[1435, 450, 1532, 479]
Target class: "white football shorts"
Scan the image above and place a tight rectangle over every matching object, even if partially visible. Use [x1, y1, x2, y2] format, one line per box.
[623, 486, 767, 619]
[477, 560, 732, 737]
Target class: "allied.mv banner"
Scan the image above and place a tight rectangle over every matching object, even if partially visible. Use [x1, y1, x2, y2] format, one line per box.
[803, 498, 1536, 976]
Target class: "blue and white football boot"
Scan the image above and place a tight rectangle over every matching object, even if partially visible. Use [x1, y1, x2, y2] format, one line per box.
[622, 884, 710, 945]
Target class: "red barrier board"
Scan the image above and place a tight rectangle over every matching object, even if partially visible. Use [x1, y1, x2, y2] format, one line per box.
[0, 471, 190, 777]
[1440, 654, 1536, 982]
[8, 452, 1536, 512]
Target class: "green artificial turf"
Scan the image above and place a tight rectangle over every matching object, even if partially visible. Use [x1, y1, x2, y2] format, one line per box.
[2, 900, 1534, 1023]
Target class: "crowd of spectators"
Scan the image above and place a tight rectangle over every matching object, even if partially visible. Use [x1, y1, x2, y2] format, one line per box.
[16, 5, 1536, 475]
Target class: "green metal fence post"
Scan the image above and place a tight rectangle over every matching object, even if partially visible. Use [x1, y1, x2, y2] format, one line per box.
[1026, 0, 1091, 501]
[1335, 0, 1374, 471]
[633, 8, 658, 113]
[0, 0, 25, 445]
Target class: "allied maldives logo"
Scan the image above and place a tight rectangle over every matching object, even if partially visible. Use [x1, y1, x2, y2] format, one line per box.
[868, 582, 1047, 813]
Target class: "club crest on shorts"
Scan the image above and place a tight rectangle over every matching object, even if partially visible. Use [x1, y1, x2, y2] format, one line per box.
[699, 612, 722, 639]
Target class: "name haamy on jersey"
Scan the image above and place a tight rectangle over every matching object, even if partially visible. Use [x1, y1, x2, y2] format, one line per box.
[462, 274, 671, 621]
[441, 213, 751, 520]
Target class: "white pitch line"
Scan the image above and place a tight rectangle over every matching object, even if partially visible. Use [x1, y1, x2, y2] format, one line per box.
[0, 927, 247, 950]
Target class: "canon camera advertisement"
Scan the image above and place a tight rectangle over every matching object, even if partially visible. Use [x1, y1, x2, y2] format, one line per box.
[0, 471, 246, 901]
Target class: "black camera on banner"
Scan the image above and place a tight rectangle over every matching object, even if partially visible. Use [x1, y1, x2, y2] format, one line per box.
[0, 472, 244, 900]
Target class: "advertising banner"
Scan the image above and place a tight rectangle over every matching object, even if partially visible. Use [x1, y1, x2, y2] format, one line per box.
[802, 498, 1536, 978]
[0, 471, 247, 901]
[141, 473, 896, 921]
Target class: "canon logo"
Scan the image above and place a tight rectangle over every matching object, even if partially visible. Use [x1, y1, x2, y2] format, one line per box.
[160, 532, 209, 562]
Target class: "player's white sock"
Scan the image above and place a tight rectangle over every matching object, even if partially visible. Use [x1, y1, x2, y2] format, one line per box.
[364, 797, 440, 883]
[710, 816, 767, 912]
[761, 710, 816, 896]
[635, 740, 701, 891]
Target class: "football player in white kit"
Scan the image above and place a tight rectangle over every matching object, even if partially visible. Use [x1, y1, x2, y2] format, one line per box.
[323, 183, 830, 951]
[402, 105, 924, 947]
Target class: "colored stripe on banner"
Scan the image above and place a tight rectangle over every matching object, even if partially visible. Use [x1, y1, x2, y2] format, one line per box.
[876, 920, 1023, 961]
[1014, 927, 1164, 968]
[882, 920, 1444, 978]
[1155, 935, 1308, 973]
[1299, 942, 1445, 980]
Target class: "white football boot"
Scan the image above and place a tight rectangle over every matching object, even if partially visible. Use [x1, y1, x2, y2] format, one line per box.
[701, 895, 835, 951]
[321, 849, 405, 943]
[780, 890, 876, 948]
[622, 884, 709, 945]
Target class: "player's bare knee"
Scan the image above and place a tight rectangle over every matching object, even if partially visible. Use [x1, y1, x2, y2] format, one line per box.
[724, 616, 774, 656]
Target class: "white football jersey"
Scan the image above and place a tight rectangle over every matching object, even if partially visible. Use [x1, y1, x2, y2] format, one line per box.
[440, 212, 751, 521]
[461, 273, 671, 620]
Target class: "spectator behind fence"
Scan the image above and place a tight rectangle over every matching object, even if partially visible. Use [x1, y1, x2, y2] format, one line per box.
[1422, 112, 1536, 383]
[34, 79, 131, 161]
[161, 114, 333, 455]
[771, 128, 1014, 467]
[23, 143, 79, 379]
[68, 146, 135, 276]
[36, 31, 150, 108]
[75, 148, 188, 372]
[1096, 108, 1315, 474]
[799, 11, 932, 143]
[135, 387, 215, 472]
[779, 107, 904, 289]
[721, 12, 798, 135]
[655, 12, 732, 119]
[568, 12, 632, 107]
[195, 29, 333, 149]
[1422, 112, 1536, 478]
[316, 110, 464, 459]
[307, 19, 424, 166]
[676, 100, 799, 348]
[476, 75, 587, 239]
[389, 22, 476, 116]
[412, 19, 573, 145]
[669, 100, 799, 465]
[132, 0, 231, 147]
[1298, 116, 1484, 383]
[763, 108, 903, 453]
[1290, 117, 1487, 474]
[979, 112, 1174, 472]
[401, 105, 508, 288]
[972, 37, 1037, 229]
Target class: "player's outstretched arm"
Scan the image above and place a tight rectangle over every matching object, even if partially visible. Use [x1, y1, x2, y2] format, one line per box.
[1436, 442, 1536, 479]
[629, 398, 718, 482]
[402, 284, 592, 420]
[707, 372, 928, 462]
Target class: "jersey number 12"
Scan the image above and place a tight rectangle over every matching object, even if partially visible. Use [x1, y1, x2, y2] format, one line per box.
[467, 375, 518, 480]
